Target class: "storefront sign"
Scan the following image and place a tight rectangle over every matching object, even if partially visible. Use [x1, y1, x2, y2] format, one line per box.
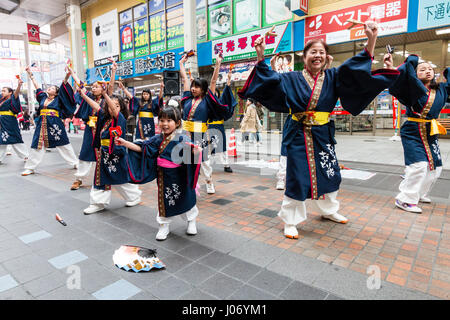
[81, 22, 89, 69]
[92, 9, 120, 67]
[134, 17, 149, 58]
[166, 4, 184, 50]
[27, 24, 40, 45]
[120, 23, 134, 60]
[417, 0, 450, 30]
[150, 12, 166, 53]
[305, 0, 408, 45]
[86, 47, 183, 83]
[211, 23, 292, 63]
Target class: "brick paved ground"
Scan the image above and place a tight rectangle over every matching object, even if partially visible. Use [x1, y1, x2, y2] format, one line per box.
[43, 164, 450, 300]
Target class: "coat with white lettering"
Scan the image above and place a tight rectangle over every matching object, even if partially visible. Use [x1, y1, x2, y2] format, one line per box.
[238, 49, 400, 201]
[92, 109, 129, 190]
[388, 54, 450, 168]
[129, 96, 163, 140]
[75, 92, 102, 162]
[207, 85, 237, 154]
[181, 88, 233, 160]
[31, 82, 76, 149]
[0, 94, 23, 145]
[127, 131, 201, 217]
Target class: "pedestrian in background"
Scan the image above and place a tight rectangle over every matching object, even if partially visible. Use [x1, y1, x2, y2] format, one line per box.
[239, 98, 259, 145]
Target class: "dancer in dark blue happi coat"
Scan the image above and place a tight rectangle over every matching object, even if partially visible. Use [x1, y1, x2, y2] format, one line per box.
[120, 81, 164, 140]
[384, 54, 450, 213]
[179, 54, 234, 194]
[119, 106, 202, 241]
[0, 79, 29, 164]
[238, 22, 400, 239]
[207, 69, 237, 173]
[77, 89, 142, 215]
[68, 63, 117, 190]
[22, 66, 79, 176]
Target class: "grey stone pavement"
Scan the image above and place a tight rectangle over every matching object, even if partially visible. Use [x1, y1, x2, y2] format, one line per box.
[0, 130, 445, 300]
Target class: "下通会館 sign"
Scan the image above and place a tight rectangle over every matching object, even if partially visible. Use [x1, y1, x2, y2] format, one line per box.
[417, 0, 450, 30]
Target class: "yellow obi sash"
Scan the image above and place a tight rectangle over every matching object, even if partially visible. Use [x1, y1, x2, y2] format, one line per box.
[139, 111, 154, 118]
[87, 116, 98, 127]
[0, 111, 16, 117]
[292, 111, 331, 126]
[183, 120, 208, 133]
[407, 117, 447, 135]
[101, 139, 110, 147]
[40, 109, 59, 117]
[207, 120, 224, 125]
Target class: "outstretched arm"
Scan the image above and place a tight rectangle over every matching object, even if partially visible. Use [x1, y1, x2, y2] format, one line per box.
[67, 65, 87, 94]
[78, 88, 101, 113]
[25, 66, 39, 90]
[179, 54, 190, 92]
[115, 137, 142, 152]
[118, 80, 133, 99]
[14, 78, 23, 99]
[364, 21, 378, 58]
[210, 55, 223, 94]
[102, 91, 119, 119]
[108, 60, 117, 96]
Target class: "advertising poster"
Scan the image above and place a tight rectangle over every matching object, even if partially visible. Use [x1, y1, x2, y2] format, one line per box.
[133, 2, 147, 19]
[149, 0, 164, 13]
[417, 0, 450, 30]
[120, 23, 134, 60]
[134, 18, 149, 58]
[304, 0, 408, 45]
[197, 10, 208, 42]
[272, 53, 294, 73]
[92, 9, 120, 66]
[234, 0, 260, 33]
[150, 11, 166, 53]
[119, 9, 132, 24]
[27, 24, 40, 45]
[263, 0, 293, 26]
[208, 1, 232, 39]
[81, 22, 89, 69]
[167, 4, 184, 50]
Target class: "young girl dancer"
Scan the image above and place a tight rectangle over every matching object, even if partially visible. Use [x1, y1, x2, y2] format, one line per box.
[22, 66, 79, 176]
[118, 106, 202, 241]
[119, 81, 164, 140]
[179, 54, 234, 194]
[385, 54, 449, 213]
[67, 63, 117, 190]
[0, 78, 29, 164]
[77, 87, 142, 215]
[239, 22, 400, 239]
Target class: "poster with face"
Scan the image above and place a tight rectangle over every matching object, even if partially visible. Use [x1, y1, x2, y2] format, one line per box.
[208, 1, 231, 39]
[264, 0, 292, 26]
[273, 53, 294, 73]
[234, 0, 260, 33]
[196, 11, 207, 42]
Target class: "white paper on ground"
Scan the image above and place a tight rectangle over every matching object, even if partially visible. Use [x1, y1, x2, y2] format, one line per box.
[340, 169, 376, 180]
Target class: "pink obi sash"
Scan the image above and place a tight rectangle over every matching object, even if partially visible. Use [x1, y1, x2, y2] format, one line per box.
[157, 157, 181, 168]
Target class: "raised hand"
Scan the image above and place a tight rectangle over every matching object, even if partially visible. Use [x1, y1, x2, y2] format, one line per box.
[254, 35, 266, 61]
[325, 55, 334, 69]
[383, 53, 394, 69]
[180, 54, 188, 64]
[364, 21, 378, 41]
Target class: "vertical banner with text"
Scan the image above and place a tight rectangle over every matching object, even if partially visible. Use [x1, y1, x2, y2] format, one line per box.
[27, 23, 40, 45]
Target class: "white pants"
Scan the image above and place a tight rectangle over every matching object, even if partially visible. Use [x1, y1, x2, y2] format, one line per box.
[24, 144, 78, 170]
[276, 155, 287, 182]
[208, 151, 230, 167]
[0, 144, 28, 162]
[157, 205, 199, 225]
[201, 160, 213, 183]
[278, 191, 340, 226]
[74, 160, 93, 179]
[89, 184, 142, 206]
[396, 161, 442, 205]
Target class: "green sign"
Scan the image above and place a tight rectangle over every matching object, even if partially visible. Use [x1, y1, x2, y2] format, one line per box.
[134, 17, 149, 58]
[81, 22, 88, 68]
[150, 12, 166, 53]
[166, 4, 184, 50]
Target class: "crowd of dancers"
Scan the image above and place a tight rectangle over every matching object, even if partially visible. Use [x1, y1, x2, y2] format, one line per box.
[0, 21, 447, 240]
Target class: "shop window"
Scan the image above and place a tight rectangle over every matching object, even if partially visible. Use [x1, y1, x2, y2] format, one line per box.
[262, 0, 292, 27]
[208, 0, 232, 40]
[233, 0, 260, 34]
[196, 0, 208, 43]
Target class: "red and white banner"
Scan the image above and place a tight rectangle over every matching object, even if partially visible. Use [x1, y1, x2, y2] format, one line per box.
[305, 0, 408, 45]
[291, 0, 309, 16]
[27, 23, 40, 45]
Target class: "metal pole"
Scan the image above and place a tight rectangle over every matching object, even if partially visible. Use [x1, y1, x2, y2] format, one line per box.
[22, 33, 34, 114]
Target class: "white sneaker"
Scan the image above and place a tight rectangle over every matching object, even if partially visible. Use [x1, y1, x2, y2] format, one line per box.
[83, 204, 105, 215]
[276, 180, 285, 190]
[284, 224, 298, 239]
[21, 169, 34, 176]
[73, 164, 78, 169]
[186, 220, 197, 235]
[206, 182, 215, 194]
[419, 197, 431, 203]
[125, 197, 141, 207]
[322, 212, 349, 224]
[395, 200, 422, 213]
[156, 224, 170, 241]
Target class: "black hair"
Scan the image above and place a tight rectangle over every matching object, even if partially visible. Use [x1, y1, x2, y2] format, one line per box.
[112, 95, 130, 119]
[215, 89, 221, 98]
[247, 98, 256, 104]
[303, 39, 330, 57]
[51, 85, 60, 95]
[2, 87, 13, 94]
[158, 105, 182, 128]
[190, 78, 209, 96]
[139, 89, 152, 109]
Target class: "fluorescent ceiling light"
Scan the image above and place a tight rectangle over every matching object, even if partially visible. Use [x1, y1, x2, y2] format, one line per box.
[134, 77, 143, 80]
[436, 28, 450, 35]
